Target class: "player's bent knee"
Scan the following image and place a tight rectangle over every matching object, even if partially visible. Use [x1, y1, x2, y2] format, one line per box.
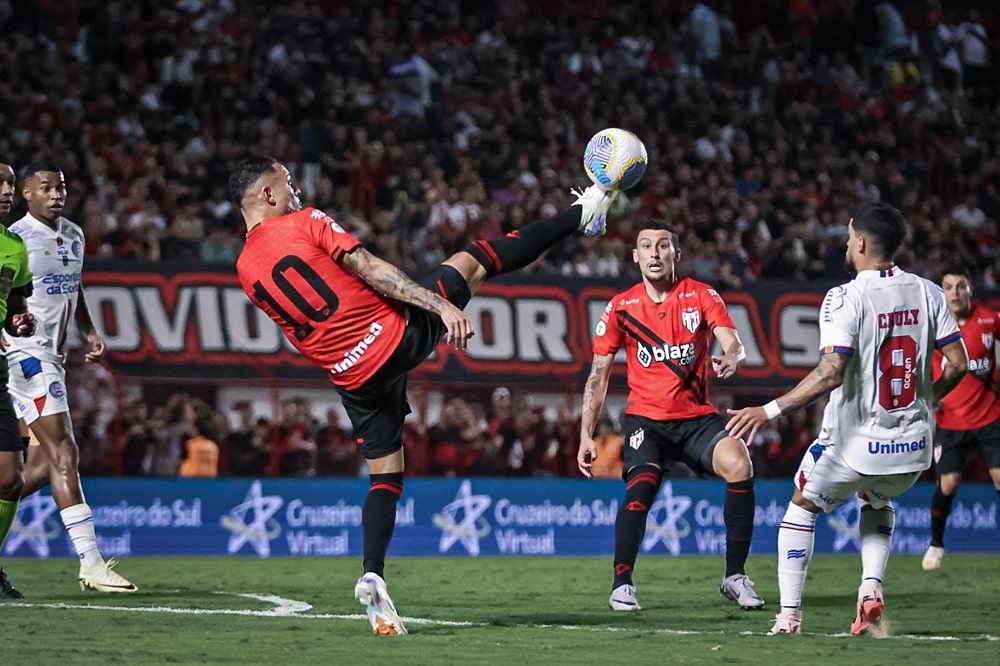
[712, 437, 752, 482]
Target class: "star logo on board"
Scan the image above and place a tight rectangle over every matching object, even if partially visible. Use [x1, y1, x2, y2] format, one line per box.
[433, 480, 492, 555]
[828, 496, 862, 553]
[221, 480, 284, 557]
[642, 482, 692, 555]
[4, 493, 60, 557]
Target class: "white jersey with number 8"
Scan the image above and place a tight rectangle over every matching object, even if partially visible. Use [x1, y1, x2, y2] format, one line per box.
[816, 267, 961, 475]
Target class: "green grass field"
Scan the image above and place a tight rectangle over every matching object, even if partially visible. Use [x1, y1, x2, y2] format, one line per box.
[0, 554, 996, 665]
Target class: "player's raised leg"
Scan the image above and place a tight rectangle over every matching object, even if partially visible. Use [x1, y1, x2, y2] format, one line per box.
[449, 185, 617, 295]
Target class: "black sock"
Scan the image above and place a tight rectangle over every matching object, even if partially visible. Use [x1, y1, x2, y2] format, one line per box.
[464, 207, 581, 277]
[362, 472, 404, 578]
[613, 466, 661, 589]
[929, 486, 955, 548]
[724, 479, 755, 578]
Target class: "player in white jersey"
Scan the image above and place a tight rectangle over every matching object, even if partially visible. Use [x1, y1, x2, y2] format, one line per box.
[727, 201, 968, 637]
[4, 164, 136, 593]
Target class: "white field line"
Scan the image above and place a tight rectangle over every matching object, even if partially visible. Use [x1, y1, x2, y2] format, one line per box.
[1, 594, 996, 642]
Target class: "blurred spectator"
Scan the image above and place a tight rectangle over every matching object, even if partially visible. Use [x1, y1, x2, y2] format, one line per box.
[119, 400, 160, 476]
[178, 421, 220, 478]
[589, 415, 623, 480]
[148, 395, 190, 476]
[315, 408, 360, 476]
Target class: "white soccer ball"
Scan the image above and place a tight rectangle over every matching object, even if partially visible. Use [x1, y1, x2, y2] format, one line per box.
[583, 128, 648, 191]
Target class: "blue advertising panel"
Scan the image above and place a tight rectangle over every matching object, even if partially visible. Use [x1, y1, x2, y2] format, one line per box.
[4, 479, 996, 559]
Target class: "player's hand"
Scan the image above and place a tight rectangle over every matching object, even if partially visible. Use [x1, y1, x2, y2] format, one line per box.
[10, 312, 34, 337]
[725, 406, 766, 445]
[712, 353, 740, 379]
[84, 332, 107, 363]
[577, 436, 598, 479]
[437, 301, 475, 351]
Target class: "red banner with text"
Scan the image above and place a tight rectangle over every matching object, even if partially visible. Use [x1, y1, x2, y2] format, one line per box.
[84, 262, 842, 390]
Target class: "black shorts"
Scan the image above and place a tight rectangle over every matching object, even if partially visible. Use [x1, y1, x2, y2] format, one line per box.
[337, 265, 471, 460]
[0, 357, 23, 452]
[934, 420, 1000, 474]
[620, 412, 727, 479]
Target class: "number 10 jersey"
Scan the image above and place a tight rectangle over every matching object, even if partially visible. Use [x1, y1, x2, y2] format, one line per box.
[237, 207, 406, 390]
[816, 267, 961, 475]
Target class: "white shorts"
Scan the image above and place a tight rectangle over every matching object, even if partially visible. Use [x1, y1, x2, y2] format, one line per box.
[7, 356, 70, 425]
[794, 438, 921, 513]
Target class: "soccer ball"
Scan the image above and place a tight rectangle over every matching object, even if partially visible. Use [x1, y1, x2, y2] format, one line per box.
[583, 128, 648, 191]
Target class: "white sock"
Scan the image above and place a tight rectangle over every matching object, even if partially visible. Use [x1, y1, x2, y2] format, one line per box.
[776, 502, 818, 609]
[859, 502, 895, 587]
[60, 503, 104, 569]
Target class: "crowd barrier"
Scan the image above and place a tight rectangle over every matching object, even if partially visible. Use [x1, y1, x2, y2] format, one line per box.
[5, 479, 996, 558]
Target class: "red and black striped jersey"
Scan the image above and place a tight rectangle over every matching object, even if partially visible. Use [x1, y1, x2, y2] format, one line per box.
[593, 277, 735, 421]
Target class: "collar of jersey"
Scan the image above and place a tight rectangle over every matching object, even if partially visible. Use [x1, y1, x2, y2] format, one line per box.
[21, 212, 63, 234]
[854, 265, 898, 281]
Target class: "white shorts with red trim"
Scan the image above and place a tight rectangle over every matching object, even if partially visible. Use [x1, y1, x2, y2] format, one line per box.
[7, 356, 70, 425]
[795, 437, 921, 513]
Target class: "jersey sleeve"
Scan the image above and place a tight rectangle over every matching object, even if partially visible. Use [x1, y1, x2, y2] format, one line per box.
[701, 286, 736, 330]
[818, 284, 858, 355]
[592, 299, 623, 356]
[14, 245, 31, 290]
[307, 209, 362, 261]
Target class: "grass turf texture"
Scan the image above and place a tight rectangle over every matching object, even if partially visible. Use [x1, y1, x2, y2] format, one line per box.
[0, 554, 996, 665]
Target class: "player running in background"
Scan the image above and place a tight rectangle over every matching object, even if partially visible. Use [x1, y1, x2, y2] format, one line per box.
[231, 156, 617, 635]
[577, 219, 763, 613]
[6, 163, 138, 593]
[922, 265, 1000, 570]
[727, 201, 968, 637]
[0, 162, 36, 599]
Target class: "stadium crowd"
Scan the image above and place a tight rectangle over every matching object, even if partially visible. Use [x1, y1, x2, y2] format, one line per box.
[2, 0, 997, 479]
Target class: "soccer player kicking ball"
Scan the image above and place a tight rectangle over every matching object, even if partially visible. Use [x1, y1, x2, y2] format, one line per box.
[232, 156, 617, 635]
[577, 220, 763, 613]
[0, 162, 36, 600]
[7, 163, 137, 593]
[922, 266, 1000, 571]
[727, 202, 968, 637]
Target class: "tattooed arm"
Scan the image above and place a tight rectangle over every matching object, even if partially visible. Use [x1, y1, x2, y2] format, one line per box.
[725, 350, 849, 445]
[578, 353, 615, 479]
[340, 246, 474, 349]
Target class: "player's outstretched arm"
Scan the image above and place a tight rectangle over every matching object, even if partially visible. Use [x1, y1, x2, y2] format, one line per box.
[340, 246, 475, 350]
[578, 353, 614, 479]
[726, 350, 847, 444]
[711, 326, 746, 379]
[934, 338, 968, 403]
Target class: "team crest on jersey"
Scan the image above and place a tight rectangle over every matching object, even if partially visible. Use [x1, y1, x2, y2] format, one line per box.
[595, 321, 606, 337]
[48, 381, 65, 399]
[681, 308, 700, 333]
[983, 333, 994, 350]
[628, 428, 645, 450]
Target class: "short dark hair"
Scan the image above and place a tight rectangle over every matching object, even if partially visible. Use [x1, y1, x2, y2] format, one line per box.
[229, 156, 278, 207]
[940, 264, 972, 282]
[636, 219, 681, 246]
[22, 161, 63, 180]
[851, 201, 906, 260]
